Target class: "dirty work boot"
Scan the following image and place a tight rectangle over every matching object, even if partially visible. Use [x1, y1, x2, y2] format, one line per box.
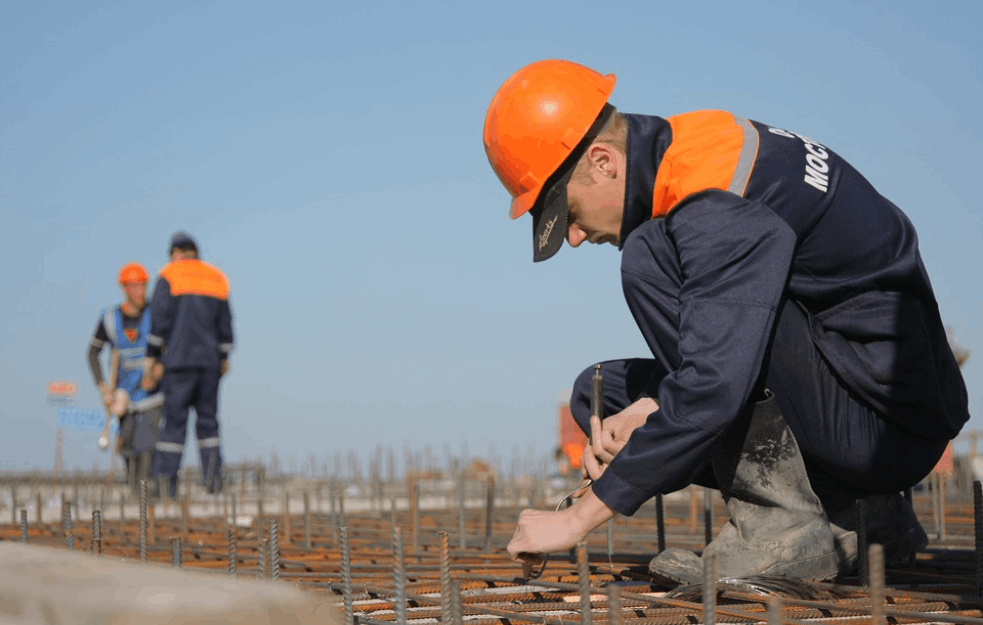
[824, 493, 928, 571]
[649, 391, 840, 585]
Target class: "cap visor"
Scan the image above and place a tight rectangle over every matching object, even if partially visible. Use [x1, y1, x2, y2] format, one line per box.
[531, 167, 573, 262]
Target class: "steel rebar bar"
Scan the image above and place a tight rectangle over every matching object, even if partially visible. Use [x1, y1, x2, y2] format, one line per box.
[703, 551, 717, 625]
[92, 510, 101, 555]
[341, 526, 354, 625]
[269, 518, 280, 581]
[171, 536, 182, 568]
[393, 525, 407, 625]
[228, 524, 237, 578]
[577, 542, 591, 625]
[140, 479, 148, 563]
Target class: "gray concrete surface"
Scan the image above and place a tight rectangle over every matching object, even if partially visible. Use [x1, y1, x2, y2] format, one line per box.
[0, 542, 336, 624]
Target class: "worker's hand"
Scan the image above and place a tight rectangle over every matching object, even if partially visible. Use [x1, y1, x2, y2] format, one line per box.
[507, 508, 582, 561]
[141, 358, 163, 390]
[581, 398, 659, 480]
[506, 489, 615, 560]
[220, 359, 230, 377]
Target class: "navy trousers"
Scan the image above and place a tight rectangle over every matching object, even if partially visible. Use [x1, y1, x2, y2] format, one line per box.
[570, 298, 947, 506]
[152, 367, 223, 495]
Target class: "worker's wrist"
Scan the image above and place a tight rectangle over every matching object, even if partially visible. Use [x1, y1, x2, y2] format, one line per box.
[570, 488, 616, 533]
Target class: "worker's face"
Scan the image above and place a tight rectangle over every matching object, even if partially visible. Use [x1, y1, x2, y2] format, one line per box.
[122, 282, 146, 308]
[564, 144, 626, 248]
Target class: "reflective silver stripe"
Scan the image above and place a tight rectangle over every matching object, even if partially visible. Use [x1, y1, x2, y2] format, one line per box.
[103, 309, 118, 345]
[220, 342, 234, 353]
[156, 441, 184, 453]
[728, 116, 759, 197]
[147, 334, 164, 346]
[198, 437, 221, 448]
[131, 393, 165, 412]
[90, 337, 106, 349]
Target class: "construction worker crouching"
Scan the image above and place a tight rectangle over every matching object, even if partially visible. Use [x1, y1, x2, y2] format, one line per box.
[484, 60, 970, 583]
[144, 232, 235, 497]
[87, 262, 163, 492]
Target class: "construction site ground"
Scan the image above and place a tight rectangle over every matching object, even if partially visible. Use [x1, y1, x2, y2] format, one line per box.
[3, 469, 983, 624]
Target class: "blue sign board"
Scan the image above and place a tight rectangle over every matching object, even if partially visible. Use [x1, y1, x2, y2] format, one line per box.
[56, 407, 118, 434]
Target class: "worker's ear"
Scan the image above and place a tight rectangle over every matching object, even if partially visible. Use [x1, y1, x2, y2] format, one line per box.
[584, 143, 619, 180]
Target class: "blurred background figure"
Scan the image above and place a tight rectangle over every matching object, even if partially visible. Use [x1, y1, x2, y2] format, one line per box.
[145, 232, 234, 497]
[86, 262, 163, 492]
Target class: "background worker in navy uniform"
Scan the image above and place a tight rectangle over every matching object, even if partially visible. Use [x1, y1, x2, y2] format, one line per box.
[87, 262, 163, 491]
[144, 232, 234, 497]
[483, 60, 970, 583]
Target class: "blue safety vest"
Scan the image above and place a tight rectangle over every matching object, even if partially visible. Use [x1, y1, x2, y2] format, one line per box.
[102, 306, 162, 409]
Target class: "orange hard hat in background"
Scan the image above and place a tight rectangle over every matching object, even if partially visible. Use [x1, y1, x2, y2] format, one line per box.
[483, 59, 616, 219]
[118, 262, 149, 284]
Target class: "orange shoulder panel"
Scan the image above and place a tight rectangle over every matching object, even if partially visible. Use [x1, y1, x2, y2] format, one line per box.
[161, 260, 230, 300]
[652, 110, 755, 218]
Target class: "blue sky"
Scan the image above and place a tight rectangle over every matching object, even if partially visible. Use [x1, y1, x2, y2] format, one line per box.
[2, 0, 980, 476]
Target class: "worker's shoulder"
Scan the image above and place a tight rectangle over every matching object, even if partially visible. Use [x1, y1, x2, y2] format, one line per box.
[160, 259, 230, 299]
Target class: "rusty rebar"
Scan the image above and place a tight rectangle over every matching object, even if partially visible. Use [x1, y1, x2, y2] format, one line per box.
[341, 526, 354, 625]
[92, 509, 101, 555]
[140, 479, 149, 563]
[171, 536, 182, 568]
[870, 543, 885, 625]
[304, 490, 312, 549]
[767, 595, 782, 625]
[607, 583, 621, 625]
[228, 524, 237, 578]
[258, 536, 266, 580]
[269, 518, 280, 581]
[458, 477, 466, 550]
[440, 531, 451, 625]
[577, 542, 591, 625]
[393, 525, 407, 625]
[703, 551, 717, 625]
[62, 499, 73, 550]
[485, 477, 495, 552]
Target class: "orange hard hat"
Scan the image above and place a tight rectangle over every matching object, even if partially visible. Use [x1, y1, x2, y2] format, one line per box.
[118, 262, 149, 284]
[483, 59, 616, 220]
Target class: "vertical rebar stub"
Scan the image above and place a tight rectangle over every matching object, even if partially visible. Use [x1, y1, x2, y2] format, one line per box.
[340, 526, 354, 625]
[171, 537, 183, 568]
[139, 480, 148, 564]
[393, 526, 407, 625]
[703, 551, 717, 625]
[269, 518, 280, 581]
[577, 542, 592, 625]
[92, 510, 102, 556]
[869, 543, 886, 625]
[228, 524, 238, 578]
[63, 500, 73, 551]
[440, 531, 452, 625]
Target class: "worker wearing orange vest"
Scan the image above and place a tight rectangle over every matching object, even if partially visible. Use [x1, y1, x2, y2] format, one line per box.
[484, 60, 969, 583]
[144, 232, 234, 497]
